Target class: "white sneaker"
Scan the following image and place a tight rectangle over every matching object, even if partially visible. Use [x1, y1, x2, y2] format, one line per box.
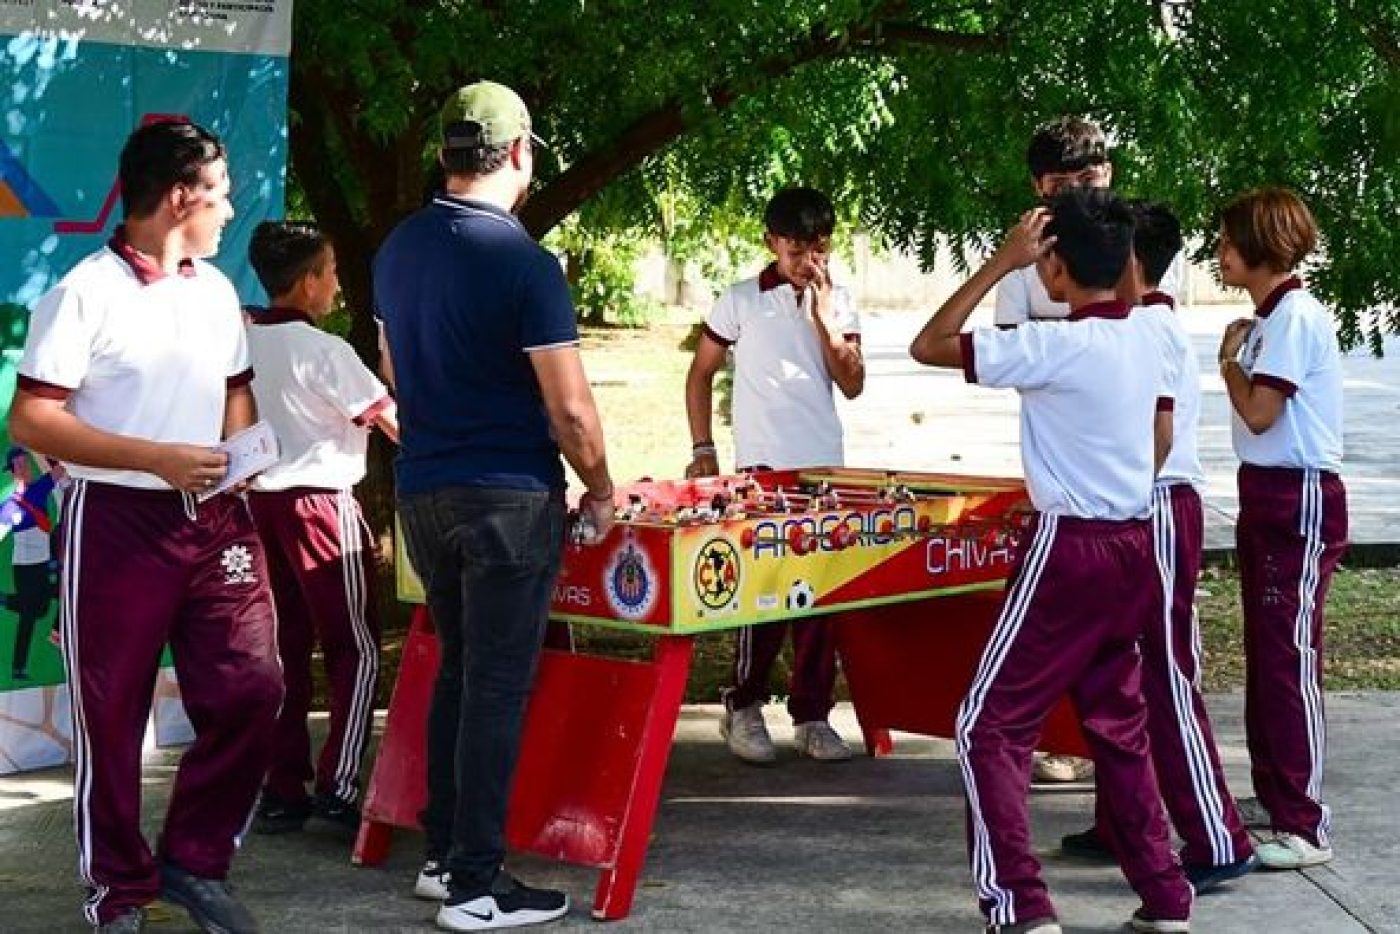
[1032, 753, 1094, 783]
[1256, 832, 1334, 869]
[794, 720, 853, 762]
[720, 704, 777, 764]
[416, 860, 451, 900]
[436, 871, 568, 931]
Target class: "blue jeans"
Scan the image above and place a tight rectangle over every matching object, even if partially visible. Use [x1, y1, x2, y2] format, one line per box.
[398, 486, 565, 888]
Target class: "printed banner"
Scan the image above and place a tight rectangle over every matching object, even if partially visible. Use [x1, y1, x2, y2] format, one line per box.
[1, 0, 293, 773]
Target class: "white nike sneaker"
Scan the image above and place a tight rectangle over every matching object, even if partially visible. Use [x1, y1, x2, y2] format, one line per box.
[436, 870, 568, 931]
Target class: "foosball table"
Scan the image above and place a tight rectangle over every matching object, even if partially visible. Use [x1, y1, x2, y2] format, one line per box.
[353, 468, 1089, 919]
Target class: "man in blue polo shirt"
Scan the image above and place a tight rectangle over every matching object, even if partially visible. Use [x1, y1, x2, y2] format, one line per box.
[373, 80, 615, 933]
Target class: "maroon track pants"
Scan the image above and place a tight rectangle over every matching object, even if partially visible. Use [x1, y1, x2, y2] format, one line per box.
[956, 513, 1191, 928]
[1237, 465, 1347, 847]
[250, 488, 380, 806]
[61, 481, 281, 926]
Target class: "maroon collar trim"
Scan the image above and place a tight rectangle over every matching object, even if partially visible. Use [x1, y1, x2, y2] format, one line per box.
[1067, 300, 1131, 322]
[1141, 290, 1175, 310]
[250, 305, 316, 327]
[107, 226, 196, 285]
[1257, 276, 1303, 318]
[758, 263, 792, 293]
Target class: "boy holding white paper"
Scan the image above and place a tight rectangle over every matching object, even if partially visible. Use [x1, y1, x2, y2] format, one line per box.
[8, 119, 281, 934]
[243, 220, 397, 837]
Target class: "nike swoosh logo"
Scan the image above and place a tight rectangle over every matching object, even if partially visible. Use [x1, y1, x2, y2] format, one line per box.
[462, 907, 494, 921]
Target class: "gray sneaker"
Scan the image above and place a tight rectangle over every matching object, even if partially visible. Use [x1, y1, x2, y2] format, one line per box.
[1032, 753, 1094, 784]
[159, 863, 259, 934]
[793, 721, 853, 762]
[95, 907, 146, 933]
[720, 704, 776, 764]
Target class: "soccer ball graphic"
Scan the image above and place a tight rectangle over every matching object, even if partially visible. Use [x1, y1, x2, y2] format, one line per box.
[786, 579, 817, 611]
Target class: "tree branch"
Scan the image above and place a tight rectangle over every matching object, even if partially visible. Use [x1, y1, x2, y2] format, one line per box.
[520, 22, 1003, 236]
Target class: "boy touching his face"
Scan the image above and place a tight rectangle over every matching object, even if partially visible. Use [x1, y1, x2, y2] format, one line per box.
[685, 186, 865, 764]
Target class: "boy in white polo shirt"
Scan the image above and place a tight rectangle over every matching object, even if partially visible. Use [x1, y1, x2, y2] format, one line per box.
[995, 117, 1185, 331]
[1059, 201, 1257, 893]
[244, 221, 398, 837]
[911, 187, 1192, 934]
[9, 119, 281, 934]
[1216, 188, 1347, 871]
[685, 187, 865, 764]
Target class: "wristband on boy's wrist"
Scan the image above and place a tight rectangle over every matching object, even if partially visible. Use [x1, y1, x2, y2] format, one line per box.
[691, 441, 717, 457]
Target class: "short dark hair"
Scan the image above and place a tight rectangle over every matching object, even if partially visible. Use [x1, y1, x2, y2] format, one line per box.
[118, 120, 226, 219]
[1042, 187, 1134, 290]
[441, 133, 513, 177]
[1128, 200, 1184, 287]
[1218, 188, 1317, 273]
[249, 221, 331, 299]
[762, 187, 836, 242]
[1026, 116, 1108, 179]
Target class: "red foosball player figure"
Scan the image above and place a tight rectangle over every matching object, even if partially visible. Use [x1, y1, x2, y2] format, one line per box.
[684, 187, 865, 765]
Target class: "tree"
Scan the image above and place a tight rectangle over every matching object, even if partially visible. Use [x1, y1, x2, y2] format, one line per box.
[288, 0, 1400, 554]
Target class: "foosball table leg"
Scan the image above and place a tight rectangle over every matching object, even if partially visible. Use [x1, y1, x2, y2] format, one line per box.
[352, 817, 394, 866]
[860, 725, 895, 758]
[590, 635, 694, 920]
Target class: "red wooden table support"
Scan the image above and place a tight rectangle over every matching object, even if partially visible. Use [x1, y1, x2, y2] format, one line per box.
[835, 591, 1089, 758]
[353, 606, 695, 922]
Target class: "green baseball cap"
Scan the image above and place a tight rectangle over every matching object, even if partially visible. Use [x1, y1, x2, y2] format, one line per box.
[439, 80, 546, 149]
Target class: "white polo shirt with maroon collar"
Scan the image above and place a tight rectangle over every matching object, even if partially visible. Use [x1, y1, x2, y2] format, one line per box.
[703, 263, 861, 470]
[993, 253, 1186, 326]
[1230, 277, 1343, 471]
[961, 299, 1176, 520]
[1139, 291, 1205, 491]
[18, 232, 252, 490]
[246, 306, 393, 491]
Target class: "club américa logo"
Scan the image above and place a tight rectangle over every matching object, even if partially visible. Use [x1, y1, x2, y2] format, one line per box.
[605, 540, 656, 620]
[693, 537, 741, 611]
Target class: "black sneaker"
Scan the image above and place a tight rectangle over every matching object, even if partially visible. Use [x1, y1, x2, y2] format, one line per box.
[436, 870, 569, 931]
[1185, 852, 1259, 894]
[1061, 824, 1115, 862]
[96, 907, 147, 933]
[984, 917, 1062, 934]
[310, 791, 362, 835]
[252, 791, 310, 835]
[159, 863, 260, 934]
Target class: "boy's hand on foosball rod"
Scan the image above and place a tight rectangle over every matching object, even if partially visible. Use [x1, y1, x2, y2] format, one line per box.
[685, 451, 719, 478]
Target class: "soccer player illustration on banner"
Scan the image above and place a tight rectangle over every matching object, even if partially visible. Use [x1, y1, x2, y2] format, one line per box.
[1056, 201, 1258, 894]
[243, 221, 399, 840]
[2, 447, 61, 683]
[8, 120, 281, 934]
[911, 188, 1193, 934]
[684, 186, 865, 765]
[374, 80, 615, 932]
[1215, 188, 1348, 872]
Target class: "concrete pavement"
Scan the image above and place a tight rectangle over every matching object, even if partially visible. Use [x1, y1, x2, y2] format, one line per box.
[2, 694, 1397, 932]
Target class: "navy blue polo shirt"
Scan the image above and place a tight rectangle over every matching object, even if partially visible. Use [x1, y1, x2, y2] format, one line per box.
[372, 194, 579, 494]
